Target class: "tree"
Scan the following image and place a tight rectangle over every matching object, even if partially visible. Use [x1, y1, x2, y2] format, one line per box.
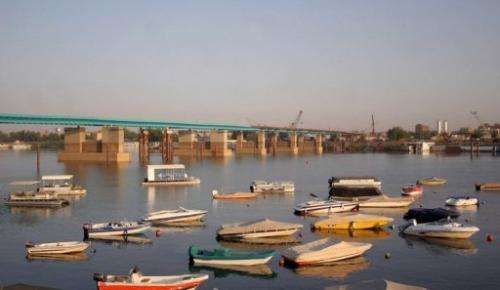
[387, 127, 410, 141]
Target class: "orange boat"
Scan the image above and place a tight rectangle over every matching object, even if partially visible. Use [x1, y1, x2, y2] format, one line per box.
[212, 190, 257, 200]
[401, 184, 423, 196]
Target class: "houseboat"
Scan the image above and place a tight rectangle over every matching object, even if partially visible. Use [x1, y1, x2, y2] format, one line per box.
[142, 164, 201, 186]
[40, 175, 86, 195]
[4, 181, 69, 207]
[249, 180, 294, 193]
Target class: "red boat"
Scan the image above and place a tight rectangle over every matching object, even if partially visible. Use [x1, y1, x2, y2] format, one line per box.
[94, 269, 209, 290]
[401, 184, 423, 196]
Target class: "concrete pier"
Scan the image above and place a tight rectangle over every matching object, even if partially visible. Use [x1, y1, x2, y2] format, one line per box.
[315, 134, 324, 154]
[210, 130, 231, 157]
[176, 131, 198, 157]
[235, 132, 267, 155]
[161, 129, 173, 163]
[139, 129, 150, 164]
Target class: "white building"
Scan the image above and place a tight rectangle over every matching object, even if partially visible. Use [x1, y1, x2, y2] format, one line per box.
[437, 120, 449, 134]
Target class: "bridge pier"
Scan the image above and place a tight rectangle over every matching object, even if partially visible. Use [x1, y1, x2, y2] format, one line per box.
[176, 131, 198, 157]
[235, 131, 267, 155]
[289, 132, 299, 154]
[139, 129, 150, 164]
[210, 130, 231, 157]
[315, 134, 324, 154]
[161, 129, 173, 163]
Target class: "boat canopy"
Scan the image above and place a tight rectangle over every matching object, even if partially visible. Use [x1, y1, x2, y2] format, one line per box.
[41, 175, 73, 181]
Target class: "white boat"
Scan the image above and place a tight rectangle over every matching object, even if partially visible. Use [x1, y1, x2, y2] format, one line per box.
[403, 219, 480, 239]
[328, 176, 382, 189]
[40, 175, 87, 195]
[294, 199, 359, 215]
[217, 219, 303, 240]
[250, 180, 294, 193]
[4, 181, 69, 207]
[142, 207, 207, 224]
[445, 196, 479, 207]
[282, 238, 372, 266]
[358, 195, 414, 208]
[25, 241, 89, 255]
[83, 221, 151, 238]
[142, 164, 201, 186]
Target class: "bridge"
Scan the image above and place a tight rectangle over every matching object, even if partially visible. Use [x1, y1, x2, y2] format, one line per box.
[0, 113, 353, 163]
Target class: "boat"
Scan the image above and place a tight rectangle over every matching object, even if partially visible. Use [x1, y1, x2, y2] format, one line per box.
[83, 221, 151, 239]
[401, 184, 423, 196]
[475, 182, 500, 191]
[403, 207, 460, 223]
[315, 229, 391, 239]
[94, 269, 209, 290]
[403, 219, 480, 239]
[40, 175, 86, 195]
[4, 181, 69, 207]
[249, 180, 294, 193]
[358, 195, 414, 208]
[328, 176, 382, 189]
[282, 238, 372, 266]
[445, 196, 479, 207]
[142, 207, 207, 224]
[141, 164, 201, 186]
[212, 190, 257, 200]
[417, 177, 447, 186]
[25, 241, 89, 255]
[217, 218, 303, 240]
[313, 214, 393, 230]
[189, 245, 275, 266]
[294, 199, 359, 215]
[328, 176, 384, 200]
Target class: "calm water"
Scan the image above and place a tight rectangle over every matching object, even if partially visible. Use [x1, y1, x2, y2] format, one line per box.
[0, 150, 499, 290]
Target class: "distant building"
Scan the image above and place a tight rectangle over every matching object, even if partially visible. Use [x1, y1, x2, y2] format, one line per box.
[415, 124, 430, 139]
[437, 120, 449, 134]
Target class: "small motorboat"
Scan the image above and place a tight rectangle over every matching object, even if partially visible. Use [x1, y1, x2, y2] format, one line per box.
[417, 177, 447, 186]
[475, 182, 500, 191]
[25, 241, 89, 255]
[403, 207, 460, 223]
[282, 238, 372, 266]
[250, 180, 294, 193]
[212, 190, 257, 200]
[403, 219, 480, 239]
[189, 245, 275, 266]
[94, 268, 209, 290]
[83, 221, 151, 239]
[445, 196, 479, 207]
[142, 207, 207, 224]
[217, 218, 303, 240]
[358, 195, 414, 208]
[294, 199, 359, 215]
[313, 214, 393, 230]
[401, 184, 423, 196]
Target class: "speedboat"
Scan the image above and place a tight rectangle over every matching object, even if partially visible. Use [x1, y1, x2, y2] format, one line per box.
[250, 180, 294, 193]
[417, 177, 447, 186]
[189, 245, 275, 266]
[403, 207, 460, 223]
[83, 221, 150, 239]
[401, 184, 423, 196]
[282, 238, 372, 266]
[25, 241, 89, 255]
[217, 219, 303, 240]
[212, 190, 257, 200]
[313, 214, 393, 230]
[94, 270, 209, 290]
[294, 199, 358, 215]
[142, 207, 207, 224]
[445, 196, 479, 207]
[403, 219, 480, 239]
[358, 195, 414, 208]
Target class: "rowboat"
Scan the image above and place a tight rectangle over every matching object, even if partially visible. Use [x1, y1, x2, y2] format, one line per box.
[250, 180, 295, 193]
[358, 195, 414, 208]
[217, 219, 303, 240]
[83, 221, 151, 239]
[189, 245, 275, 266]
[417, 177, 447, 186]
[445, 196, 479, 207]
[475, 182, 500, 191]
[401, 184, 423, 196]
[282, 238, 372, 266]
[94, 270, 209, 290]
[212, 190, 257, 200]
[142, 207, 207, 224]
[403, 219, 480, 239]
[403, 207, 460, 223]
[25, 241, 89, 255]
[294, 199, 359, 215]
[313, 214, 393, 230]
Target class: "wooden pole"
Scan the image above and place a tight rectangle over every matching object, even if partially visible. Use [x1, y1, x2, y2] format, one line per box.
[36, 142, 40, 177]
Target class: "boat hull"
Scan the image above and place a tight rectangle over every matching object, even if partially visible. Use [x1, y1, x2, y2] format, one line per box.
[26, 242, 89, 255]
[445, 198, 478, 207]
[404, 229, 479, 239]
[142, 179, 201, 186]
[313, 215, 393, 230]
[4, 199, 68, 207]
[219, 228, 300, 240]
[213, 193, 257, 200]
[294, 204, 358, 215]
[193, 255, 273, 266]
[85, 225, 151, 238]
[97, 279, 206, 290]
[359, 200, 413, 208]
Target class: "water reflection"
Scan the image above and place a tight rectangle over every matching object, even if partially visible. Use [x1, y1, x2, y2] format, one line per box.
[402, 235, 477, 255]
[325, 279, 426, 290]
[8, 206, 73, 225]
[288, 256, 370, 279]
[87, 234, 153, 248]
[26, 252, 89, 262]
[189, 264, 277, 279]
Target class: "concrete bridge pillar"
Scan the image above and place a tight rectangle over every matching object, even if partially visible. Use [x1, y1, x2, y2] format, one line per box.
[101, 127, 131, 162]
[289, 132, 299, 154]
[63, 127, 85, 153]
[297, 134, 305, 153]
[161, 129, 173, 163]
[257, 131, 266, 155]
[177, 131, 197, 156]
[270, 133, 278, 156]
[210, 130, 231, 157]
[315, 134, 324, 154]
[139, 129, 150, 164]
[235, 132, 245, 153]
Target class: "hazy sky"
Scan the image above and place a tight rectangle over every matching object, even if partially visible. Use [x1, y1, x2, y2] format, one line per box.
[1, 0, 499, 131]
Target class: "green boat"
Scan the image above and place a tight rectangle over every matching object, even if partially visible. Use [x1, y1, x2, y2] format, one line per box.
[417, 177, 447, 186]
[189, 245, 275, 266]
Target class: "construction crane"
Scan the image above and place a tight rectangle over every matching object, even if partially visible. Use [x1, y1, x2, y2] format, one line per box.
[470, 111, 483, 126]
[288, 110, 303, 129]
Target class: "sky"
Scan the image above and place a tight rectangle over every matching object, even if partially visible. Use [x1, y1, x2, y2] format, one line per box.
[1, 0, 499, 132]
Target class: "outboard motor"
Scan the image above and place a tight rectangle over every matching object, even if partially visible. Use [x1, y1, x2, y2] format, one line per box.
[83, 223, 90, 240]
[93, 273, 105, 282]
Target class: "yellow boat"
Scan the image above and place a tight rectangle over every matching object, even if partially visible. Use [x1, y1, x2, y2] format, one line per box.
[417, 177, 447, 186]
[312, 214, 393, 230]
